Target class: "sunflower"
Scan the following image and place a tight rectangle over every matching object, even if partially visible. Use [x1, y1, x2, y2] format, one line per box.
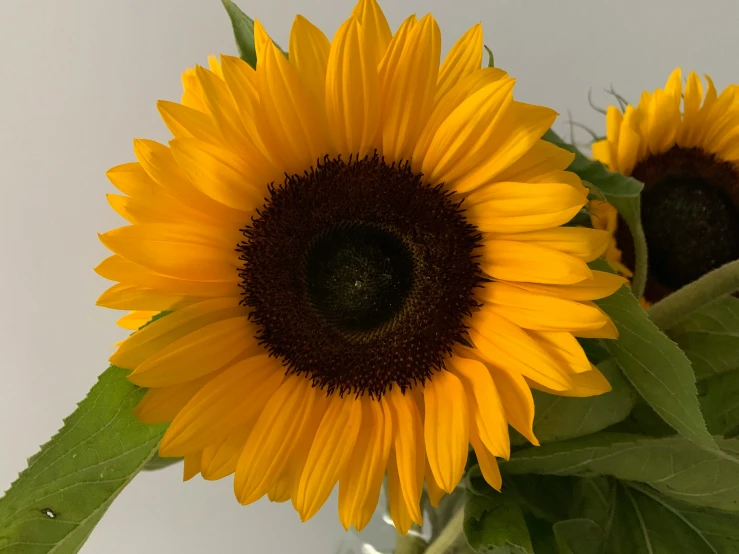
[592, 68, 739, 303]
[97, 0, 622, 533]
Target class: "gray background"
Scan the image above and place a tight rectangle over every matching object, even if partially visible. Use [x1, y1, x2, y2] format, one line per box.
[1, 0, 737, 552]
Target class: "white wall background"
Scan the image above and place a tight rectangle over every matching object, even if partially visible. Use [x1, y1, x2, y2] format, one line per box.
[1, 0, 738, 552]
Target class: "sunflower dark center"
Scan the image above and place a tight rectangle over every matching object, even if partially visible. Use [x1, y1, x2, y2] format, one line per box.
[237, 154, 483, 397]
[617, 147, 739, 301]
[306, 223, 414, 332]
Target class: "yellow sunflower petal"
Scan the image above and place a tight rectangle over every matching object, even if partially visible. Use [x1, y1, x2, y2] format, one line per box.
[106, 193, 181, 226]
[218, 55, 272, 159]
[99, 223, 241, 282]
[169, 137, 268, 211]
[96, 283, 193, 311]
[529, 365, 612, 397]
[615, 105, 642, 175]
[486, 361, 539, 446]
[513, 270, 626, 301]
[678, 71, 704, 146]
[195, 65, 252, 151]
[526, 330, 591, 374]
[479, 240, 592, 285]
[183, 453, 202, 481]
[96, 255, 239, 298]
[495, 140, 575, 182]
[422, 77, 515, 186]
[465, 182, 587, 234]
[591, 139, 612, 168]
[380, 14, 440, 161]
[478, 282, 612, 333]
[234, 376, 319, 505]
[201, 431, 249, 480]
[295, 394, 363, 521]
[106, 162, 224, 227]
[435, 24, 483, 102]
[133, 375, 213, 424]
[448, 356, 508, 460]
[111, 297, 242, 369]
[413, 67, 508, 165]
[572, 302, 619, 339]
[157, 100, 223, 145]
[423, 370, 469, 492]
[387, 450, 414, 535]
[159, 355, 283, 455]
[469, 419, 502, 490]
[452, 101, 558, 192]
[338, 398, 393, 531]
[469, 309, 571, 391]
[386, 388, 424, 525]
[492, 227, 610, 262]
[133, 139, 245, 225]
[128, 316, 258, 387]
[351, 0, 392, 62]
[424, 458, 446, 508]
[605, 106, 623, 153]
[325, 16, 380, 157]
[117, 310, 158, 330]
[255, 37, 328, 174]
[286, 394, 332, 506]
[289, 15, 331, 111]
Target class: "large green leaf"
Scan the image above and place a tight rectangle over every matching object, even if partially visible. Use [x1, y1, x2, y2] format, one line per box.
[511, 473, 739, 553]
[699, 370, 739, 437]
[464, 495, 533, 554]
[553, 519, 604, 554]
[603, 483, 739, 554]
[595, 283, 715, 450]
[464, 467, 534, 553]
[0, 366, 165, 553]
[525, 359, 635, 444]
[503, 434, 739, 512]
[667, 296, 739, 381]
[543, 129, 648, 298]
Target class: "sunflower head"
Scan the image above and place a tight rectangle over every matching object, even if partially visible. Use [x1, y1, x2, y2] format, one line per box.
[592, 68, 739, 302]
[98, 0, 621, 533]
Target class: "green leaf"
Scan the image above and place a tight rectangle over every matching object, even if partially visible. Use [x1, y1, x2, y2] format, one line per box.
[484, 45, 495, 68]
[503, 434, 739, 512]
[544, 129, 648, 299]
[562, 477, 739, 553]
[603, 483, 739, 554]
[464, 493, 534, 554]
[0, 366, 166, 553]
[526, 359, 635, 444]
[143, 453, 182, 471]
[605, 401, 675, 438]
[221, 0, 287, 69]
[595, 283, 715, 450]
[668, 296, 739, 380]
[699, 370, 739, 437]
[221, 0, 257, 68]
[553, 519, 604, 554]
[523, 512, 559, 554]
[504, 475, 576, 523]
[570, 477, 615, 530]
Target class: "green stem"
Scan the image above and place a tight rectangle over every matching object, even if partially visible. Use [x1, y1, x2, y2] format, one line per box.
[627, 215, 648, 300]
[395, 532, 428, 554]
[648, 259, 739, 329]
[424, 508, 470, 554]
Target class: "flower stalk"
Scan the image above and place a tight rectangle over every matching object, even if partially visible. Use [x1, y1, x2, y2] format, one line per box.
[649, 258, 739, 329]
